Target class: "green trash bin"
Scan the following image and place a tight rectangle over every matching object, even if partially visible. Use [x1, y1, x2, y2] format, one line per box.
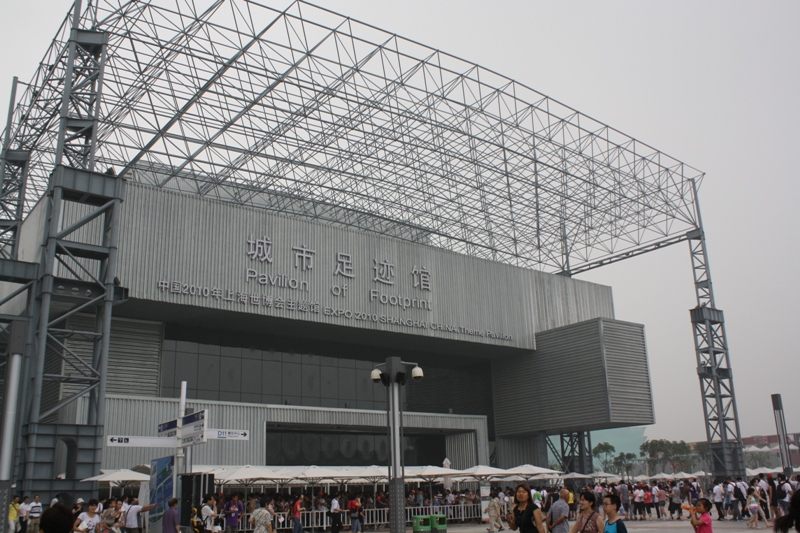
[412, 515, 432, 533]
[431, 514, 447, 533]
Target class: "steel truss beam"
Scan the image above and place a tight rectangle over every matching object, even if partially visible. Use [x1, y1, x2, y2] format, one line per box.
[4, 0, 703, 275]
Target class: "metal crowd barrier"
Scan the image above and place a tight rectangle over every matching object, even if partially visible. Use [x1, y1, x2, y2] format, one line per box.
[239, 504, 483, 531]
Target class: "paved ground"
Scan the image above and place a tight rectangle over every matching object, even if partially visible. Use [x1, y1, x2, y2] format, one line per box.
[440, 518, 769, 533]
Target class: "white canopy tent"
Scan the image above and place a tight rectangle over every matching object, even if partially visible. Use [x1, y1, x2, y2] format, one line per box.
[81, 469, 150, 483]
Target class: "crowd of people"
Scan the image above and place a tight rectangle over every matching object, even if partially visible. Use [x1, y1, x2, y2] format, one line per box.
[5, 495, 165, 533]
[500, 478, 800, 533]
[7, 473, 800, 533]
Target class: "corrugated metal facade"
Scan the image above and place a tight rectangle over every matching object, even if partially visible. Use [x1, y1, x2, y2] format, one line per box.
[46, 316, 163, 419]
[491, 318, 653, 437]
[89, 394, 489, 469]
[445, 433, 480, 469]
[531, 272, 615, 332]
[113, 182, 540, 350]
[601, 320, 655, 426]
[494, 435, 548, 469]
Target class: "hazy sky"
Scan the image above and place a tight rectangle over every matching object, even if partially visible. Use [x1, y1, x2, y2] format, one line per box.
[1, 1, 798, 444]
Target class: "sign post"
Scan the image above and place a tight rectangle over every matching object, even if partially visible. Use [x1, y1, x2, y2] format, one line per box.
[180, 410, 207, 447]
[205, 430, 249, 441]
[108, 436, 178, 447]
[158, 419, 179, 439]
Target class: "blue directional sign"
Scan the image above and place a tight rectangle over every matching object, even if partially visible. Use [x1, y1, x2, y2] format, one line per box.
[157, 419, 178, 438]
[180, 410, 207, 446]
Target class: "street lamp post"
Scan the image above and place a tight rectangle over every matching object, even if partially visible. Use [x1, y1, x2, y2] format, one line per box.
[372, 356, 423, 533]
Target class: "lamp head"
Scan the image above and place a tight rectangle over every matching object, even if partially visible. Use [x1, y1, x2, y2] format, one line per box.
[411, 365, 424, 381]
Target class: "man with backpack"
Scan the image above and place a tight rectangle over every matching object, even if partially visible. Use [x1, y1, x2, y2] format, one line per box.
[734, 477, 749, 519]
[776, 474, 794, 518]
[200, 496, 219, 533]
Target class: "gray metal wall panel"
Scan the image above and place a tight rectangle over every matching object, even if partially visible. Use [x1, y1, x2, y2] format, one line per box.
[494, 436, 545, 469]
[97, 394, 488, 470]
[445, 433, 479, 469]
[17, 196, 48, 264]
[601, 321, 655, 425]
[114, 183, 538, 350]
[531, 272, 615, 332]
[492, 320, 608, 436]
[491, 318, 654, 436]
[60, 316, 162, 403]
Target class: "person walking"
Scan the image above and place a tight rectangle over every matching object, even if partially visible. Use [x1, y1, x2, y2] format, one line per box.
[201, 495, 219, 533]
[547, 489, 569, 533]
[670, 481, 683, 520]
[73, 499, 102, 533]
[632, 486, 644, 521]
[291, 495, 307, 533]
[567, 492, 602, 533]
[329, 493, 342, 533]
[617, 485, 629, 520]
[249, 498, 272, 533]
[9, 496, 20, 533]
[27, 497, 42, 533]
[19, 497, 30, 533]
[486, 490, 503, 533]
[776, 474, 794, 518]
[101, 499, 120, 533]
[162, 499, 180, 533]
[122, 498, 156, 533]
[773, 490, 800, 533]
[223, 495, 244, 533]
[601, 495, 627, 533]
[711, 481, 725, 521]
[505, 485, 544, 533]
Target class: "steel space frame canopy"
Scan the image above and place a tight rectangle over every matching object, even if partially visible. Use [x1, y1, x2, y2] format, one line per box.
[0, 0, 743, 478]
[4, 0, 702, 275]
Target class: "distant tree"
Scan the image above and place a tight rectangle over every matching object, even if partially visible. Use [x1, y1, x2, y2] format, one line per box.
[613, 452, 638, 478]
[669, 441, 693, 472]
[640, 439, 673, 473]
[746, 451, 771, 469]
[592, 442, 616, 472]
[693, 441, 711, 471]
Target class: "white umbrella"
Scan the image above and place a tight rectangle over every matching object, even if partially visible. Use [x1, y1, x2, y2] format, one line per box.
[343, 465, 389, 483]
[690, 471, 711, 478]
[673, 472, 693, 479]
[588, 471, 615, 479]
[650, 473, 671, 480]
[509, 464, 562, 476]
[293, 465, 347, 483]
[405, 465, 466, 499]
[215, 465, 293, 483]
[460, 465, 519, 481]
[532, 473, 563, 481]
[560, 472, 591, 480]
[405, 465, 466, 480]
[81, 469, 150, 483]
[633, 475, 650, 481]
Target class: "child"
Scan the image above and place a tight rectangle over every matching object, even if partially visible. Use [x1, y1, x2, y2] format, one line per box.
[688, 499, 713, 533]
[601, 495, 627, 533]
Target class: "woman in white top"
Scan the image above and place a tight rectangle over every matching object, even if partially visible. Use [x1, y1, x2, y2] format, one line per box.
[74, 500, 103, 533]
